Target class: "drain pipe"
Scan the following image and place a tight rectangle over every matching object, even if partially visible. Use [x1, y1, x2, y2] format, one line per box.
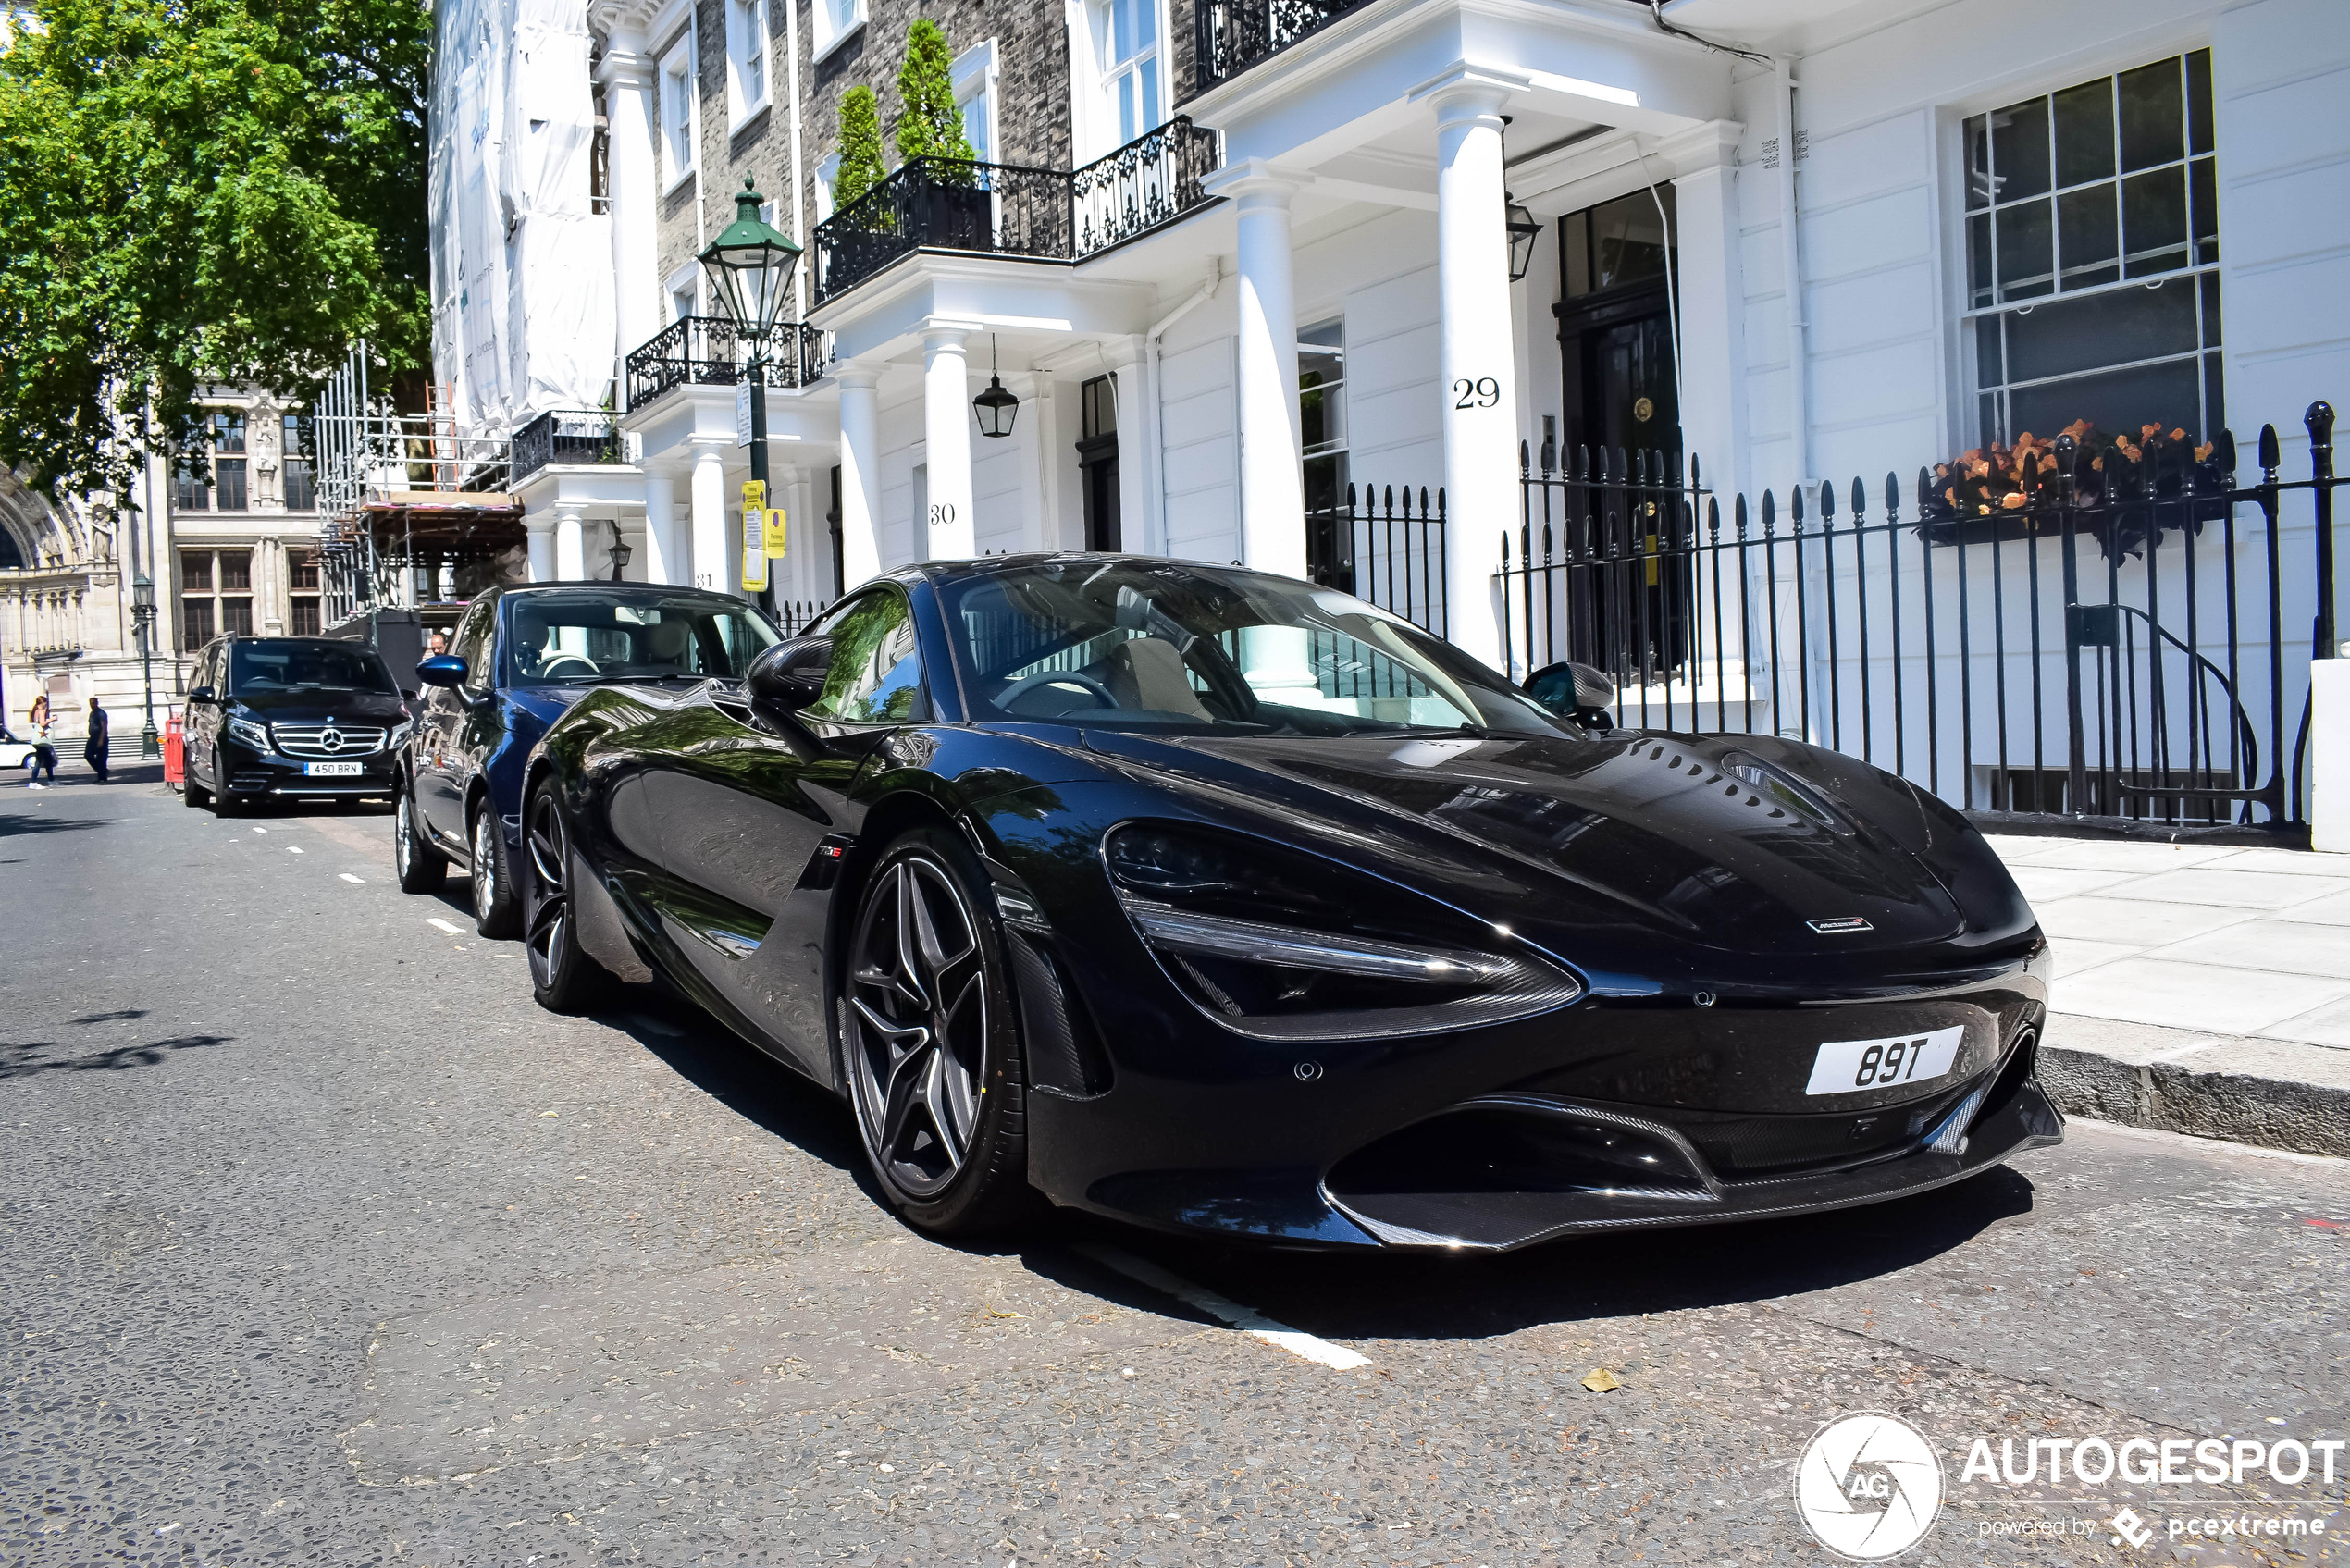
[1776, 51, 1810, 494]
[1144, 258, 1224, 554]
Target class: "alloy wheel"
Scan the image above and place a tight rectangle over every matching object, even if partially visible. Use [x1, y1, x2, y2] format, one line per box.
[847, 858, 989, 1200]
[525, 793, 569, 990]
[396, 794, 415, 874]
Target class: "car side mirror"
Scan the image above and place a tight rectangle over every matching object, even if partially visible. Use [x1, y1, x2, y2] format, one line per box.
[416, 655, 467, 689]
[1525, 661, 1615, 731]
[187, 685, 216, 706]
[748, 636, 833, 715]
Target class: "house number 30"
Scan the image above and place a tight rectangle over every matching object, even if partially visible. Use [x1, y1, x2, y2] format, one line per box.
[928, 501, 957, 526]
[1453, 377, 1501, 409]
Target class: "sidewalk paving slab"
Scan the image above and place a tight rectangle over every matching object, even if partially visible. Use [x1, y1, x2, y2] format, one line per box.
[1990, 833, 2350, 1158]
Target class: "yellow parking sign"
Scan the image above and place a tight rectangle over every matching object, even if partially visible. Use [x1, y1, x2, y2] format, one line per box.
[741, 497, 768, 592]
[762, 507, 788, 558]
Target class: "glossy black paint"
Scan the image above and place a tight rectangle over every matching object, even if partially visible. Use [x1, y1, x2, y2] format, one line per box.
[524, 556, 2060, 1252]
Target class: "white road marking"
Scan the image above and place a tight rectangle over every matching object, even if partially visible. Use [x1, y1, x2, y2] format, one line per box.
[427, 917, 464, 935]
[1074, 1243, 1371, 1369]
[251, 826, 266, 833]
[340, 873, 365, 884]
[288, 846, 303, 854]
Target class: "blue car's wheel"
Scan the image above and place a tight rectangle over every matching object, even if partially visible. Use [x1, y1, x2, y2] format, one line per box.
[471, 800, 520, 940]
[841, 826, 1033, 1235]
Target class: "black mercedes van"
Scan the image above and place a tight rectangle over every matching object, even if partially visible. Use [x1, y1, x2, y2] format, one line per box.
[181, 636, 411, 814]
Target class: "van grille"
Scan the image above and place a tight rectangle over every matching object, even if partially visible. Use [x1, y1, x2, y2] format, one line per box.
[272, 722, 388, 759]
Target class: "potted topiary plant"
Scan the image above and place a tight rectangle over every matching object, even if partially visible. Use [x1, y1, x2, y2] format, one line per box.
[823, 84, 902, 290]
[895, 19, 991, 251]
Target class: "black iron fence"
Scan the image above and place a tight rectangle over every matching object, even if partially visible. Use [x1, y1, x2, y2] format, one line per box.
[623, 318, 828, 412]
[1306, 481, 1448, 638]
[1495, 404, 2344, 832]
[772, 599, 831, 636]
[1192, 0, 1374, 89]
[510, 409, 619, 483]
[813, 119, 1220, 304]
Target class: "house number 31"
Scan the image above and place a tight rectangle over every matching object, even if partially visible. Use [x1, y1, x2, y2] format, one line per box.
[1453, 377, 1501, 409]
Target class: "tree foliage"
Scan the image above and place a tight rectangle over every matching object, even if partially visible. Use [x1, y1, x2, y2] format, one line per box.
[835, 84, 885, 210]
[895, 19, 975, 185]
[0, 0, 430, 501]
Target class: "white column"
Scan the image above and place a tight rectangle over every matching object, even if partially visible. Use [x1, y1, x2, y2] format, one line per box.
[837, 364, 883, 589]
[1663, 121, 1750, 501]
[597, 37, 662, 377]
[554, 504, 588, 581]
[642, 468, 681, 584]
[1106, 335, 1152, 554]
[1429, 76, 1520, 672]
[526, 516, 557, 583]
[689, 439, 732, 595]
[921, 325, 976, 560]
[1212, 162, 1306, 579]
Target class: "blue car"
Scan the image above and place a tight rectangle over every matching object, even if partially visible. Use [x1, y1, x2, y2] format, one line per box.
[395, 581, 782, 935]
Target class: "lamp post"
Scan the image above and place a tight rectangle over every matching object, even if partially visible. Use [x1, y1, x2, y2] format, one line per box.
[131, 571, 159, 758]
[699, 180, 803, 613]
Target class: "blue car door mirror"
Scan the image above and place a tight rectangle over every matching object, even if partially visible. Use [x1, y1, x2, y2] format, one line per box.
[416, 655, 468, 689]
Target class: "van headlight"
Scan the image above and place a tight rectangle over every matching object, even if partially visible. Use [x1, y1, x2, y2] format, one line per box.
[1103, 824, 1580, 1043]
[225, 713, 273, 752]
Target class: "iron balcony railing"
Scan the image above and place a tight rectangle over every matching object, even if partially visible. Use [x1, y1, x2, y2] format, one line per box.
[511, 409, 621, 483]
[624, 318, 830, 413]
[1193, 0, 1375, 91]
[812, 117, 1220, 305]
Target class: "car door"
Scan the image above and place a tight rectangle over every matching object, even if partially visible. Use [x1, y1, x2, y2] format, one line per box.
[189, 642, 224, 786]
[418, 597, 494, 845]
[643, 588, 921, 1077]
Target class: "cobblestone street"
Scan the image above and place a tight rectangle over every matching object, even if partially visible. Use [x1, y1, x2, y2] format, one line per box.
[5, 773, 2347, 1565]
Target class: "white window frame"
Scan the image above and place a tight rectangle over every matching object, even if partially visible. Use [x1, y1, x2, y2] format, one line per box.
[815, 151, 840, 224]
[724, 0, 770, 131]
[953, 40, 997, 167]
[1082, 0, 1167, 154]
[666, 261, 701, 325]
[811, 0, 867, 67]
[658, 29, 698, 194]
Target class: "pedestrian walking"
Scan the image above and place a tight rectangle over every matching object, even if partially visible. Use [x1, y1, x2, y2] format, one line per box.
[23, 693, 57, 787]
[83, 696, 111, 784]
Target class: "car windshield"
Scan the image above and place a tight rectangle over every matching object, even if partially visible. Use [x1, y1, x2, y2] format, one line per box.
[505, 592, 781, 685]
[939, 560, 1566, 737]
[229, 640, 397, 695]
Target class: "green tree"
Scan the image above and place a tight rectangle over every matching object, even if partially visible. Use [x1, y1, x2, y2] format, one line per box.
[894, 18, 974, 186]
[0, 0, 429, 500]
[835, 83, 885, 209]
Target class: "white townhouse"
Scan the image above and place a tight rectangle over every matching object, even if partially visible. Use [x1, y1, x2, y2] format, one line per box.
[428, 0, 2349, 829]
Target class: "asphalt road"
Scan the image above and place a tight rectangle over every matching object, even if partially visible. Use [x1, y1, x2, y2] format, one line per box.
[4, 769, 2347, 1567]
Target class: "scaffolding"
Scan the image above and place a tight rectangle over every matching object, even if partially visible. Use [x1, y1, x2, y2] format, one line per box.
[314, 342, 526, 636]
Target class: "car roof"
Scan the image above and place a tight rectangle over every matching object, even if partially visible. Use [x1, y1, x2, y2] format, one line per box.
[496, 581, 748, 600]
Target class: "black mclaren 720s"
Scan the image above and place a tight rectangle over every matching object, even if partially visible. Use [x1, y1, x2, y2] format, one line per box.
[517, 554, 2060, 1251]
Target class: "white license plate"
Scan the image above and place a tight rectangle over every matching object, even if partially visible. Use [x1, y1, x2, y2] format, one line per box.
[1804, 1025, 1963, 1096]
[303, 761, 364, 776]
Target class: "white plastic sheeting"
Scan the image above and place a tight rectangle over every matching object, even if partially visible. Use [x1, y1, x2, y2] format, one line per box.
[428, 0, 615, 435]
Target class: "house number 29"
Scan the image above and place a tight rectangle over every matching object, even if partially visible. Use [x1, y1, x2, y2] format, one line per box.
[928, 501, 957, 526]
[1453, 377, 1501, 409]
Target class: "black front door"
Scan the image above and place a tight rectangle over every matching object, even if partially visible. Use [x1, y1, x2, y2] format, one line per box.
[1077, 374, 1120, 552]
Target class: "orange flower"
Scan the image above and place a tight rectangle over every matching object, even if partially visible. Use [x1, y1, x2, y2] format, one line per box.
[2142, 423, 2162, 439]
[2090, 457, 2105, 471]
[1968, 458, 1992, 478]
[2000, 492, 2028, 509]
[2195, 441, 2214, 462]
[2170, 427, 2187, 441]
[2063, 418, 2094, 438]
[1959, 449, 1983, 464]
[1944, 488, 1958, 505]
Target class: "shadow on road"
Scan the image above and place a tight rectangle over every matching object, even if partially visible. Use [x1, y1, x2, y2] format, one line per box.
[0, 812, 109, 839]
[0, 1032, 235, 1081]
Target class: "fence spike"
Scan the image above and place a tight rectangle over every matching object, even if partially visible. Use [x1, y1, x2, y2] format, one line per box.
[1790, 484, 1806, 526]
[2217, 427, 2238, 476]
[2259, 424, 2281, 474]
[1575, 444, 1589, 481]
[1735, 491, 1749, 537]
[1850, 476, 1865, 518]
[1916, 465, 1934, 519]
[1819, 480, 1836, 522]
[1706, 495, 1721, 539]
[1762, 489, 1775, 534]
[1519, 438, 1531, 475]
[2309, 401, 2337, 452]
[1614, 446, 1628, 485]
[1434, 486, 1444, 516]
[1382, 484, 1394, 511]
[1541, 523, 1554, 562]
[1689, 451, 1701, 491]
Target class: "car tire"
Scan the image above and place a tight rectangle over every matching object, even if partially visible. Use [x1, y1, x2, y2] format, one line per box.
[838, 824, 1035, 1237]
[209, 784, 240, 818]
[394, 783, 446, 894]
[470, 800, 520, 940]
[523, 781, 609, 1015]
[184, 773, 209, 809]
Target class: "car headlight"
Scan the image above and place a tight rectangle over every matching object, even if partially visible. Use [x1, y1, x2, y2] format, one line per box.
[225, 713, 273, 752]
[1104, 824, 1581, 1043]
[389, 719, 414, 749]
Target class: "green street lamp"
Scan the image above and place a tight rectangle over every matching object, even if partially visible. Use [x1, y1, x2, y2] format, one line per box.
[699, 182, 804, 613]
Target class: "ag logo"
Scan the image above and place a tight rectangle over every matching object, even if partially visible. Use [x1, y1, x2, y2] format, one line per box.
[1793, 1412, 1943, 1560]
